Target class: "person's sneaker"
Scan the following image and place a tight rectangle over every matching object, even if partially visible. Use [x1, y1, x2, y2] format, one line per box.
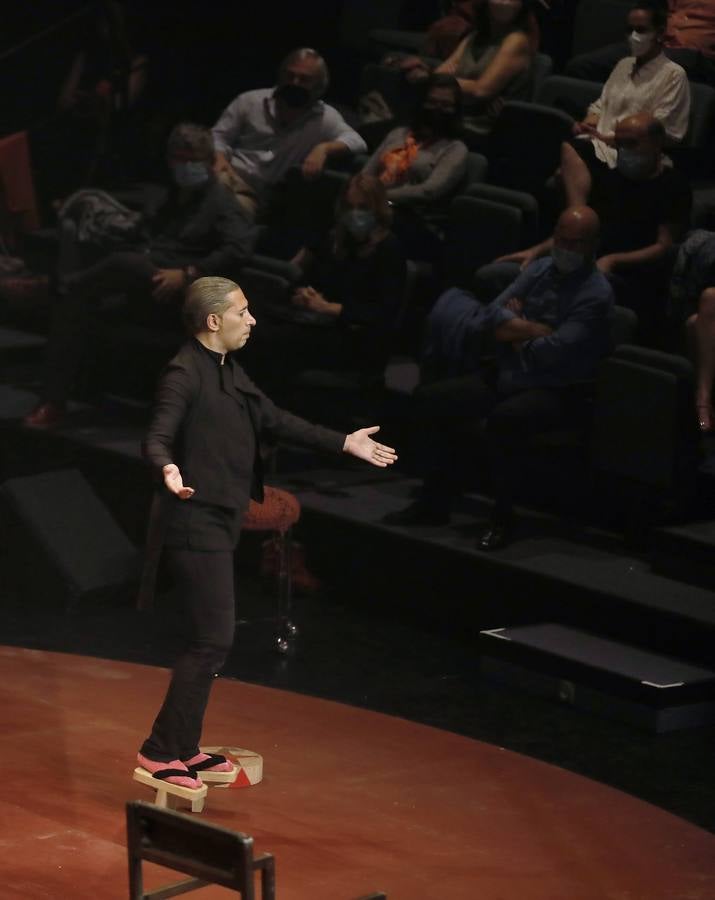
[23, 401, 65, 428]
[383, 500, 450, 527]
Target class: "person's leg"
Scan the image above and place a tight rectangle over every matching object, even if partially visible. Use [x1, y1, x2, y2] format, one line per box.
[689, 287, 715, 431]
[479, 387, 571, 547]
[140, 548, 236, 765]
[564, 42, 628, 81]
[559, 141, 595, 208]
[384, 373, 498, 524]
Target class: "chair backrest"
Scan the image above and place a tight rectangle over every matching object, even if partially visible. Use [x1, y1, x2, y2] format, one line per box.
[608, 304, 638, 349]
[591, 344, 698, 489]
[445, 195, 523, 288]
[264, 167, 349, 254]
[127, 801, 275, 900]
[465, 183, 539, 247]
[487, 101, 574, 193]
[571, 0, 632, 57]
[536, 75, 603, 121]
[530, 52, 554, 101]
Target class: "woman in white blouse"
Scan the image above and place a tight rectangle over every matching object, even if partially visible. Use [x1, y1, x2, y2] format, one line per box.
[572, 1, 691, 170]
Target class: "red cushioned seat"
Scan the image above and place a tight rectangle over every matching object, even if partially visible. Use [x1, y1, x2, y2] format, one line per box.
[242, 486, 300, 533]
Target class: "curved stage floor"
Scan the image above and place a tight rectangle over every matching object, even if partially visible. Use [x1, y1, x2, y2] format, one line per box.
[1, 647, 714, 900]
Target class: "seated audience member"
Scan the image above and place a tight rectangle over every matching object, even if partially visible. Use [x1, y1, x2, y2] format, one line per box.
[385, 206, 614, 549]
[567, 0, 715, 87]
[241, 174, 406, 398]
[392, 0, 539, 83]
[498, 114, 691, 337]
[434, 0, 536, 134]
[570, 2, 690, 172]
[361, 74, 468, 264]
[211, 48, 367, 221]
[25, 123, 254, 428]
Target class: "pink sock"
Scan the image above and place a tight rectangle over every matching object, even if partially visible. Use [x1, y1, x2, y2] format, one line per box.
[183, 752, 234, 773]
[137, 753, 203, 789]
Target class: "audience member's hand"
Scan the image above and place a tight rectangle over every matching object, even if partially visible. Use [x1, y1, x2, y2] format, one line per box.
[163, 463, 194, 500]
[302, 144, 329, 180]
[573, 121, 597, 137]
[213, 152, 232, 175]
[496, 248, 539, 270]
[152, 268, 186, 301]
[293, 286, 334, 314]
[397, 55, 424, 71]
[504, 298, 524, 315]
[343, 426, 398, 468]
[406, 65, 430, 84]
[596, 255, 617, 275]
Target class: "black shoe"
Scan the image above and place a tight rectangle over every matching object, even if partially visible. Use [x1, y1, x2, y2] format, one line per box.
[383, 499, 450, 527]
[477, 516, 514, 551]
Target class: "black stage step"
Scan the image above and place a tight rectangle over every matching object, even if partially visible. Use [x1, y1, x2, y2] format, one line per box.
[479, 623, 715, 732]
[652, 518, 715, 590]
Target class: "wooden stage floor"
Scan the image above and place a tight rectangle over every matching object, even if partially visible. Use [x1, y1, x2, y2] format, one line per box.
[1, 646, 714, 900]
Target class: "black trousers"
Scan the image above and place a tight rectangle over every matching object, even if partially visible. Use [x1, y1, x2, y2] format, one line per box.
[415, 373, 582, 517]
[140, 547, 237, 762]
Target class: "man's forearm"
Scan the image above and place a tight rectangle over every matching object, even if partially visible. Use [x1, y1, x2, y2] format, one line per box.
[494, 318, 553, 342]
[319, 140, 351, 158]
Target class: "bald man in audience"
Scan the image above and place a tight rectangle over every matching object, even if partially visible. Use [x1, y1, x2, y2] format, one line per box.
[386, 206, 614, 550]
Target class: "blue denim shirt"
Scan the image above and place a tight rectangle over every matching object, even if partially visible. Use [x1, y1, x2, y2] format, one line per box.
[484, 258, 614, 392]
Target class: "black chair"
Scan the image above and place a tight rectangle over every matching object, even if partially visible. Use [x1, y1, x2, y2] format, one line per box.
[536, 74, 602, 121]
[591, 345, 700, 493]
[444, 195, 524, 288]
[126, 800, 276, 900]
[464, 182, 540, 247]
[486, 101, 574, 195]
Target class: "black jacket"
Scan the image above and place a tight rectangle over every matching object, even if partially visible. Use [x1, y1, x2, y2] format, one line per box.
[143, 338, 345, 510]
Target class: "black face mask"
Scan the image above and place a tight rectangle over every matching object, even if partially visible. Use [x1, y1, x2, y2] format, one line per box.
[275, 83, 312, 109]
[414, 106, 457, 138]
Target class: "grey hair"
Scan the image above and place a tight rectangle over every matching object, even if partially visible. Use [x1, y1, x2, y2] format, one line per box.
[278, 47, 330, 98]
[167, 122, 214, 160]
[183, 276, 239, 334]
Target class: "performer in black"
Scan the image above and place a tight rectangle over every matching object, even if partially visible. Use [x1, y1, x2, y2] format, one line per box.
[137, 276, 398, 788]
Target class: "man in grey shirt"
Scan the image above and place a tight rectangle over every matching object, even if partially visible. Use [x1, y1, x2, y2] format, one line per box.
[212, 47, 367, 220]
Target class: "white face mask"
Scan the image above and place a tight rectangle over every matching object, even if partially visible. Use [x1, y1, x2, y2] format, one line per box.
[552, 246, 587, 275]
[628, 29, 656, 58]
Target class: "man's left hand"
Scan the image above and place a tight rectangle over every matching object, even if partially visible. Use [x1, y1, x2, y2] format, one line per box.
[152, 268, 187, 301]
[343, 426, 398, 468]
[302, 144, 329, 180]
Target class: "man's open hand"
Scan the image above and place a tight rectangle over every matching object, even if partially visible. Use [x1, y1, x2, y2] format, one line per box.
[163, 463, 195, 500]
[343, 426, 398, 468]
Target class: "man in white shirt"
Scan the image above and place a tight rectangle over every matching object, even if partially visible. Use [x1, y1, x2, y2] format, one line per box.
[571, 1, 690, 170]
[212, 48, 367, 220]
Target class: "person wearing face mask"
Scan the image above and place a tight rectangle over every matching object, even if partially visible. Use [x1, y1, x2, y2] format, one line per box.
[211, 48, 366, 222]
[499, 113, 691, 342]
[361, 74, 468, 264]
[434, 0, 536, 135]
[24, 123, 255, 429]
[239, 174, 406, 401]
[570, 2, 690, 172]
[385, 206, 613, 549]
[567, 1, 715, 88]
